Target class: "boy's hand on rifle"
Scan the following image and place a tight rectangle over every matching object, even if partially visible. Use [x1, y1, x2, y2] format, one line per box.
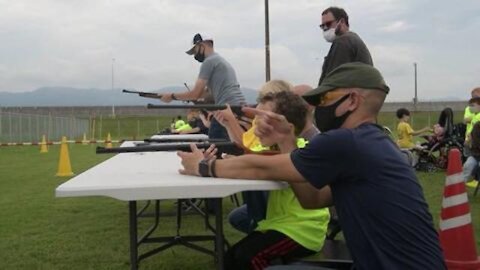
[203, 144, 218, 161]
[238, 116, 253, 130]
[177, 144, 204, 176]
[242, 107, 292, 138]
[213, 104, 236, 128]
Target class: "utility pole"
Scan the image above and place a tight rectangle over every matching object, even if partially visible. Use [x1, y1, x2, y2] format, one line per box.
[264, 0, 271, 82]
[413, 62, 418, 110]
[112, 58, 116, 118]
[112, 58, 115, 91]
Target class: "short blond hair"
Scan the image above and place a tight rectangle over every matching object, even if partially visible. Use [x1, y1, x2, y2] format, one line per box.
[471, 87, 480, 98]
[257, 80, 293, 101]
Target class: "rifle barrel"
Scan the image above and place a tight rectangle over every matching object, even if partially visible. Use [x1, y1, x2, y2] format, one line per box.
[96, 141, 242, 154]
[144, 138, 228, 143]
[147, 104, 243, 110]
[122, 89, 161, 98]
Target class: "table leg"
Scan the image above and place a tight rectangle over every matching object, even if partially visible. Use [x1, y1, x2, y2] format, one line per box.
[129, 201, 138, 270]
[214, 198, 224, 270]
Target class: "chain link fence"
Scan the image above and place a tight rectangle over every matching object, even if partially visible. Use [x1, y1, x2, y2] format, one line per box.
[0, 112, 89, 143]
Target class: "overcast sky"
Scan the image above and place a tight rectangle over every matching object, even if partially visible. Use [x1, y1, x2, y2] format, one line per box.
[0, 0, 479, 101]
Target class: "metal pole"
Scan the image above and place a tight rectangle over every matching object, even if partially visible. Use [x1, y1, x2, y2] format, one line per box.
[36, 115, 40, 142]
[19, 114, 23, 143]
[137, 120, 140, 139]
[28, 115, 32, 143]
[129, 201, 138, 270]
[99, 115, 103, 140]
[0, 111, 2, 142]
[9, 112, 12, 143]
[414, 62, 418, 110]
[112, 58, 115, 92]
[264, 0, 271, 82]
[112, 58, 116, 118]
[117, 119, 121, 140]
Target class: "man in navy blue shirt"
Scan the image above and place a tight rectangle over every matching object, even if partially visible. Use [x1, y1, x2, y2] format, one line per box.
[177, 63, 445, 270]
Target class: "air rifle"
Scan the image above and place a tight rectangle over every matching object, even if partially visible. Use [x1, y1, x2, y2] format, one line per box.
[147, 103, 255, 118]
[122, 89, 162, 99]
[96, 141, 278, 156]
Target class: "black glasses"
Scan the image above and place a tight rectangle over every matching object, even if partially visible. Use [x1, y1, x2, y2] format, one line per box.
[319, 20, 337, 31]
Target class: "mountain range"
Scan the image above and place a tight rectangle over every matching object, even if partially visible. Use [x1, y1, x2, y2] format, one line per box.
[0, 87, 467, 107]
[0, 86, 260, 106]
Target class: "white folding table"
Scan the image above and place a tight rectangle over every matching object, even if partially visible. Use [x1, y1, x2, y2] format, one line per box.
[150, 134, 209, 141]
[55, 145, 286, 270]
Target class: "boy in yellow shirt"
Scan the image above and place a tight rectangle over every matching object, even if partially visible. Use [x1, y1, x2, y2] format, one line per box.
[396, 108, 430, 149]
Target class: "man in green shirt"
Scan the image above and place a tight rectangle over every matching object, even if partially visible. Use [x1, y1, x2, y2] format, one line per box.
[318, 7, 373, 86]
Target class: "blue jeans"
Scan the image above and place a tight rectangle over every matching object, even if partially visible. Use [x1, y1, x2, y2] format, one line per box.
[208, 119, 229, 140]
[462, 156, 479, 182]
[228, 191, 268, 234]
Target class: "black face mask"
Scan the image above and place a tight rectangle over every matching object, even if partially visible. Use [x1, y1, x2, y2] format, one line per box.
[314, 94, 352, 132]
[194, 45, 205, 63]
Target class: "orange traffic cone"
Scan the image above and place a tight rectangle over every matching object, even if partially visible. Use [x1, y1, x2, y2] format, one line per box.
[105, 133, 113, 149]
[40, 135, 48, 153]
[439, 148, 480, 269]
[56, 136, 74, 177]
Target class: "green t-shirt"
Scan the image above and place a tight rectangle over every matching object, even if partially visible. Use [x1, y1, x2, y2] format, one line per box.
[465, 106, 479, 138]
[174, 120, 186, 129]
[255, 139, 330, 252]
[176, 123, 192, 131]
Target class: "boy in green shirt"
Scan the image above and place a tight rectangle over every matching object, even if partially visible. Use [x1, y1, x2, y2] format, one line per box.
[465, 88, 480, 140]
[220, 91, 330, 269]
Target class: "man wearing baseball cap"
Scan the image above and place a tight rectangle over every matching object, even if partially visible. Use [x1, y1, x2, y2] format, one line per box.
[160, 33, 246, 140]
[177, 63, 446, 269]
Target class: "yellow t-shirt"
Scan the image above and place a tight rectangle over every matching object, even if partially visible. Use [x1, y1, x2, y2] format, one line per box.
[242, 120, 269, 152]
[397, 121, 415, 149]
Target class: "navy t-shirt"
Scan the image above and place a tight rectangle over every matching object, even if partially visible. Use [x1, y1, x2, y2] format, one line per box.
[188, 118, 209, 135]
[290, 123, 445, 270]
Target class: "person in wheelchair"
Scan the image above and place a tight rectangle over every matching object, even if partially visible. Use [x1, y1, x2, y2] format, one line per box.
[413, 107, 466, 171]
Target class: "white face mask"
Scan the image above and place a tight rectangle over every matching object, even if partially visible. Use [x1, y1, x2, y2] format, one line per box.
[323, 28, 336, 42]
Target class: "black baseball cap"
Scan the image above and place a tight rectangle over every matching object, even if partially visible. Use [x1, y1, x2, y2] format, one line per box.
[186, 33, 213, 55]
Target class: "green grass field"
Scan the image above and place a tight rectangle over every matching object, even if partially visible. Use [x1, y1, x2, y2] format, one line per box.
[0, 111, 479, 269]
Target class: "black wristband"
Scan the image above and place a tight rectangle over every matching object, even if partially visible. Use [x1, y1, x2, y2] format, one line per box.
[198, 159, 211, 177]
[210, 159, 217, 178]
[171, 93, 178, 100]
